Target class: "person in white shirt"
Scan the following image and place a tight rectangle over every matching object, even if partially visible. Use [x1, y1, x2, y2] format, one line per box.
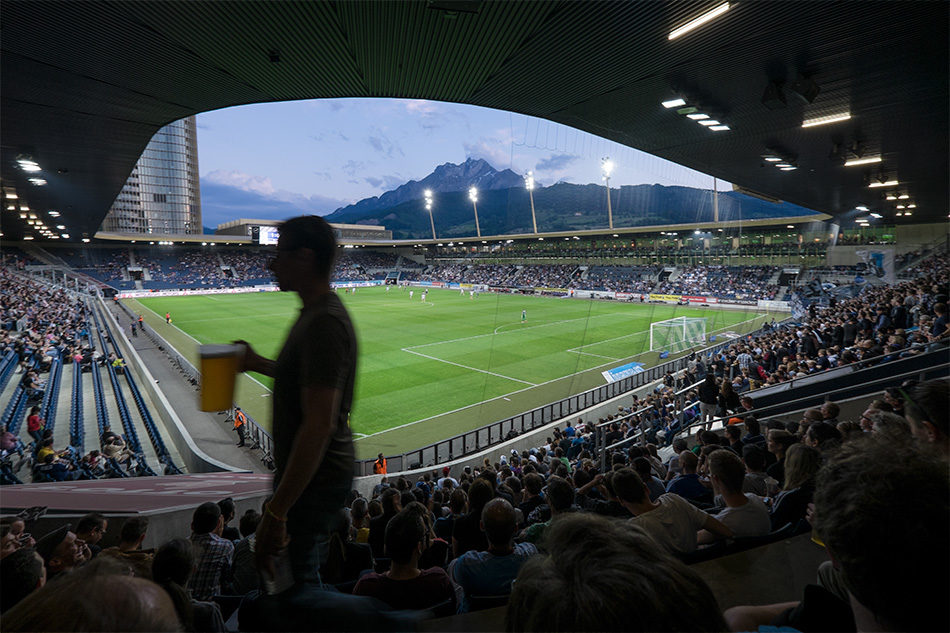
[701, 449, 770, 544]
[612, 468, 732, 555]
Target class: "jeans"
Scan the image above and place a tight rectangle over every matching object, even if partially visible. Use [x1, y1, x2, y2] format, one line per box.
[286, 478, 352, 586]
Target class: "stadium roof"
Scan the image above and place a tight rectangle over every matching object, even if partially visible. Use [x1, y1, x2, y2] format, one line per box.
[2, 0, 947, 241]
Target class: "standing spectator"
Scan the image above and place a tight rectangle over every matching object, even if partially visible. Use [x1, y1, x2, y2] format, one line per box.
[189, 502, 234, 601]
[373, 453, 387, 475]
[26, 406, 44, 444]
[235, 216, 358, 589]
[698, 374, 719, 430]
[233, 408, 247, 448]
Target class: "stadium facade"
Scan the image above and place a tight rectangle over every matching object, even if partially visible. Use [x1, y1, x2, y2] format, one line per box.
[99, 116, 201, 235]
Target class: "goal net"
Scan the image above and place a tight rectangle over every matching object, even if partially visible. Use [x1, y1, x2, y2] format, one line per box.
[650, 316, 707, 353]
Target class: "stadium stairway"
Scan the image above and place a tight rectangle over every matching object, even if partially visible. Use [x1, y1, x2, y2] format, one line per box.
[105, 301, 269, 474]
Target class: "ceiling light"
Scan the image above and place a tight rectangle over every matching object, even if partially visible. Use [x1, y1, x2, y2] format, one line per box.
[896, 212, 903, 217]
[802, 112, 851, 128]
[885, 194, 897, 200]
[61, 234, 69, 239]
[776, 163, 792, 168]
[855, 206, 869, 211]
[82, 238, 90, 243]
[869, 213, 882, 218]
[763, 157, 782, 162]
[662, 98, 686, 108]
[787, 225, 795, 229]
[28, 178, 47, 186]
[28, 214, 36, 219]
[5, 193, 17, 199]
[780, 166, 797, 171]
[56, 224, 65, 230]
[48, 211, 60, 217]
[897, 194, 909, 199]
[23, 235, 33, 240]
[905, 211, 912, 216]
[844, 156, 882, 167]
[907, 204, 916, 208]
[709, 125, 730, 131]
[19, 213, 26, 219]
[868, 180, 898, 188]
[698, 120, 720, 126]
[687, 113, 709, 120]
[896, 205, 905, 209]
[669, 2, 730, 40]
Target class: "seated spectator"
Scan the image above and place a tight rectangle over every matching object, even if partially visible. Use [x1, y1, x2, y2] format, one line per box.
[217, 498, 240, 542]
[769, 443, 821, 531]
[702, 450, 770, 541]
[632, 457, 666, 502]
[521, 476, 574, 546]
[613, 469, 732, 555]
[152, 537, 226, 633]
[350, 497, 371, 544]
[434, 488, 466, 542]
[322, 508, 374, 586]
[451, 498, 537, 608]
[740, 417, 766, 446]
[725, 436, 948, 633]
[34, 524, 87, 581]
[517, 473, 544, 521]
[665, 451, 711, 503]
[231, 509, 261, 596]
[741, 446, 778, 497]
[452, 478, 492, 558]
[903, 378, 949, 455]
[189, 502, 234, 601]
[868, 410, 911, 440]
[765, 429, 796, 486]
[99, 517, 153, 579]
[368, 488, 401, 559]
[352, 506, 456, 612]
[820, 401, 840, 424]
[804, 422, 842, 454]
[0, 547, 45, 613]
[507, 513, 727, 631]
[3, 556, 180, 632]
[74, 513, 108, 558]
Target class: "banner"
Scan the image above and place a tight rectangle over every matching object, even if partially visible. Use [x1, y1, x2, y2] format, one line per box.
[683, 296, 707, 303]
[117, 285, 278, 299]
[855, 248, 895, 284]
[718, 298, 758, 306]
[602, 361, 645, 383]
[649, 294, 683, 302]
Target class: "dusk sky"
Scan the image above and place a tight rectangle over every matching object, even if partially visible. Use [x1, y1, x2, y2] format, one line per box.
[196, 98, 731, 228]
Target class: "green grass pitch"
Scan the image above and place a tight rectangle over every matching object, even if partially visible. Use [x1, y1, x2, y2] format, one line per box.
[127, 287, 773, 458]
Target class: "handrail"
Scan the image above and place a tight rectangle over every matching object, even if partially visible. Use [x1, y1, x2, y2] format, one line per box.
[69, 359, 84, 452]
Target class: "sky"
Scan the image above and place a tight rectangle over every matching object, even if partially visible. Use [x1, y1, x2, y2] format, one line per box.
[196, 98, 731, 229]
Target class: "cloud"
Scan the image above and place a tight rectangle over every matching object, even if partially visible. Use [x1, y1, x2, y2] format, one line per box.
[199, 180, 348, 228]
[463, 139, 510, 171]
[341, 160, 366, 177]
[365, 128, 405, 158]
[364, 174, 404, 190]
[204, 170, 276, 196]
[535, 153, 579, 172]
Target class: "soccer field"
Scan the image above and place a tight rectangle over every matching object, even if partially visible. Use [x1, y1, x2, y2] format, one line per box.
[127, 287, 772, 458]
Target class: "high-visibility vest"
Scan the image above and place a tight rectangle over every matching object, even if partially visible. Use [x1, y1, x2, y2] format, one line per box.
[373, 458, 387, 474]
[234, 411, 247, 429]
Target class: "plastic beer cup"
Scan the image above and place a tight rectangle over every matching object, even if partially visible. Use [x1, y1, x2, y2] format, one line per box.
[198, 344, 243, 412]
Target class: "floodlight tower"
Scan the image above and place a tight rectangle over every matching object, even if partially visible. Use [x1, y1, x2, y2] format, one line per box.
[524, 171, 538, 234]
[469, 186, 481, 237]
[424, 189, 436, 240]
[601, 158, 615, 229]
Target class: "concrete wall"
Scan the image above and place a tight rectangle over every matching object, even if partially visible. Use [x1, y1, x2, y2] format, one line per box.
[97, 296, 241, 475]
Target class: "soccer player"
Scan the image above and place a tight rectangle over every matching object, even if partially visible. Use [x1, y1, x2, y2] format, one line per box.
[522, 309, 527, 323]
[409, 290, 414, 299]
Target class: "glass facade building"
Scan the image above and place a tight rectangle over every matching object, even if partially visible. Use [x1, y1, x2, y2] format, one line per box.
[100, 116, 201, 235]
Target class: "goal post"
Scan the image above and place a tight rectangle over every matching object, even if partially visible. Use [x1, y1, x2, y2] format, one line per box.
[650, 316, 707, 354]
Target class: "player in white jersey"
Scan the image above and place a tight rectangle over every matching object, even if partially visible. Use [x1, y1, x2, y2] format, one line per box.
[409, 290, 414, 299]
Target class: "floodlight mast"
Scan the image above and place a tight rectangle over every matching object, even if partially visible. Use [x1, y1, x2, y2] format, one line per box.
[524, 171, 538, 234]
[469, 186, 481, 237]
[424, 189, 436, 240]
[601, 158, 615, 229]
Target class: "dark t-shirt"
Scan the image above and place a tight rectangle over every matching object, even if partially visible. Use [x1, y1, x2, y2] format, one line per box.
[273, 293, 357, 506]
[353, 567, 456, 611]
[452, 511, 488, 557]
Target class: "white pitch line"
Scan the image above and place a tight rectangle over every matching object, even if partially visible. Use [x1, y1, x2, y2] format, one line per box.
[360, 311, 769, 440]
[175, 312, 294, 324]
[570, 350, 622, 361]
[401, 348, 537, 386]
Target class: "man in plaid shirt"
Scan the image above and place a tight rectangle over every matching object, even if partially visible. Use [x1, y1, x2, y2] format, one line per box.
[189, 502, 234, 601]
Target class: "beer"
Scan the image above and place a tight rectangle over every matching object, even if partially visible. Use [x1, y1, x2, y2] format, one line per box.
[198, 344, 243, 412]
